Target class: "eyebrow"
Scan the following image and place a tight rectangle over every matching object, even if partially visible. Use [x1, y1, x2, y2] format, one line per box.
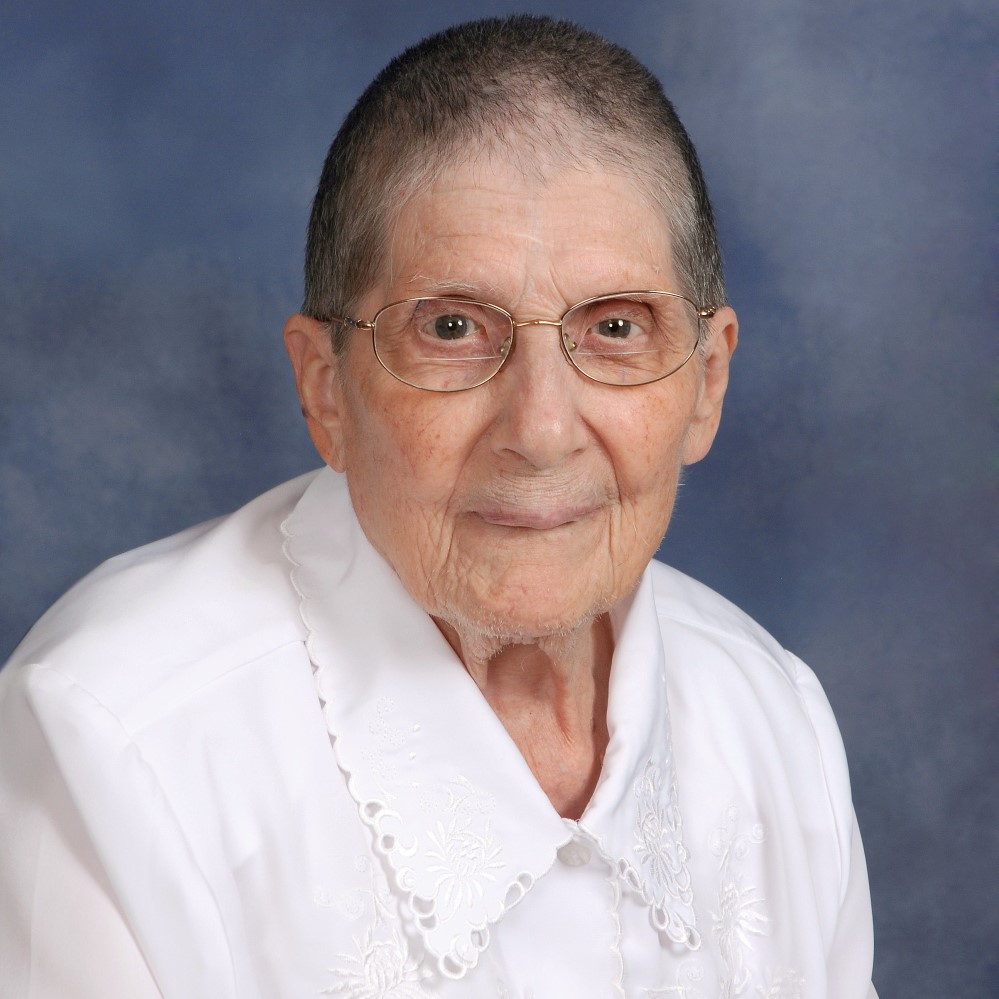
[407, 276, 510, 302]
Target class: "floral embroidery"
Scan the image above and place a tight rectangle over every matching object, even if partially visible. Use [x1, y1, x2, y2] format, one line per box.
[709, 808, 785, 999]
[426, 816, 503, 917]
[360, 698, 411, 802]
[634, 760, 693, 905]
[640, 809, 804, 999]
[630, 759, 697, 945]
[324, 926, 432, 998]
[422, 777, 503, 916]
[362, 774, 515, 977]
[317, 853, 434, 997]
[368, 698, 408, 752]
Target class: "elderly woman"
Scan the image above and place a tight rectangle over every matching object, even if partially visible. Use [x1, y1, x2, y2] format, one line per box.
[0, 16, 876, 999]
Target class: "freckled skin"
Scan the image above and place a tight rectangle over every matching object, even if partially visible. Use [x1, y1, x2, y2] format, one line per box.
[286, 151, 737, 817]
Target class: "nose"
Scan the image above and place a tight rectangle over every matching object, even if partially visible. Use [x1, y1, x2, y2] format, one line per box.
[489, 320, 590, 470]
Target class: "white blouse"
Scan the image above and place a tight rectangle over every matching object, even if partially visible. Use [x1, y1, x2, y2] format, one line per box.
[0, 468, 876, 998]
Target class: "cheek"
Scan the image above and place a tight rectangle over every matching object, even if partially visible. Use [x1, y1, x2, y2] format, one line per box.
[607, 395, 691, 501]
[339, 380, 483, 538]
[610, 427, 688, 572]
[375, 404, 468, 491]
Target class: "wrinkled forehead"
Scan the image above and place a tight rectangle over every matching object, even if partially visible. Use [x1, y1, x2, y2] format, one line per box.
[374, 121, 676, 291]
[369, 144, 678, 309]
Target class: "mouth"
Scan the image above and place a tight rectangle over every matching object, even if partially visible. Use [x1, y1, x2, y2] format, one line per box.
[473, 504, 598, 531]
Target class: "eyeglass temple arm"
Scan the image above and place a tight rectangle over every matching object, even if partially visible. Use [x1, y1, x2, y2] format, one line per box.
[315, 312, 375, 331]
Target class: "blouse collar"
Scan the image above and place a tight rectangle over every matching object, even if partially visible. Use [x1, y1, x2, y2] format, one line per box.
[282, 468, 698, 979]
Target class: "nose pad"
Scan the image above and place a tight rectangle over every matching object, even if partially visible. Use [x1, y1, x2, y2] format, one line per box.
[506, 319, 577, 367]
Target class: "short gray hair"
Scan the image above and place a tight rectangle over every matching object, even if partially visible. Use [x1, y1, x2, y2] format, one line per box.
[303, 15, 725, 349]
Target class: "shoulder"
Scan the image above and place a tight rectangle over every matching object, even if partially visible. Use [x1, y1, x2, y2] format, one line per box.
[648, 558, 857, 862]
[647, 559, 792, 675]
[647, 558, 853, 805]
[647, 559, 838, 729]
[2, 471, 321, 725]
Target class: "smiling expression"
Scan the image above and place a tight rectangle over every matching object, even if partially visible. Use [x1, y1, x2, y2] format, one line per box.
[290, 150, 736, 644]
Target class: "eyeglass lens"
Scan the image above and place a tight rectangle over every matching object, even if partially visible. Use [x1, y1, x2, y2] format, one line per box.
[371, 294, 700, 391]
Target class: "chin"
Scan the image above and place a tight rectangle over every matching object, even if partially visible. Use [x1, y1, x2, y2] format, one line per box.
[438, 575, 619, 645]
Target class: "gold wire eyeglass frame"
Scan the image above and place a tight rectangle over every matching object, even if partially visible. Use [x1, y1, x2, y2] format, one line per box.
[316, 290, 718, 392]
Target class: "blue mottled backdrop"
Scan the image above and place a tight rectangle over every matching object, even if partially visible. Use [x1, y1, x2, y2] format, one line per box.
[1, 1, 994, 993]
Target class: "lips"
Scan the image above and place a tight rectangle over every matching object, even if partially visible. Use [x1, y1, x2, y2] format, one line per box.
[473, 503, 598, 531]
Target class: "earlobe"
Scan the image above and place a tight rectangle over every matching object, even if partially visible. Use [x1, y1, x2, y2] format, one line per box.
[283, 313, 348, 471]
[681, 306, 739, 465]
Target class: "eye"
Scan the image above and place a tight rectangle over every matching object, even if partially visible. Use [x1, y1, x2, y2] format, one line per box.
[567, 298, 658, 356]
[429, 313, 479, 340]
[595, 317, 636, 338]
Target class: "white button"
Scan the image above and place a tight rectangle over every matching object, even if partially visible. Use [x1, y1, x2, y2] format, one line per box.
[556, 841, 592, 867]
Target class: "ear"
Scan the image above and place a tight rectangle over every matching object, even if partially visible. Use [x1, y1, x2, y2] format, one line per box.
[681, 305, 739, 465]
[283, 313, 349, 471]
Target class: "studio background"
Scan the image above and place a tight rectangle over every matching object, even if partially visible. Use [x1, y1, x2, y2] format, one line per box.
[1, 1, 994, 995]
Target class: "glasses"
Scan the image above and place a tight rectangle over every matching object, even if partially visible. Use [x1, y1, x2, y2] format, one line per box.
[318, 291, 717, 392]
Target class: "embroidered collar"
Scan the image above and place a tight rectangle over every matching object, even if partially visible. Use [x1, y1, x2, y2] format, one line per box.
[282, 468, 699, 979]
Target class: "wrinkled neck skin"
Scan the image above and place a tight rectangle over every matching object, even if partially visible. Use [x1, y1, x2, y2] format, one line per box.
[434, 614, 613, 821]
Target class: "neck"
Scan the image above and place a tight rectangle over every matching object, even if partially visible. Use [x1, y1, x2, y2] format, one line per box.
[435, 615, 614, 820]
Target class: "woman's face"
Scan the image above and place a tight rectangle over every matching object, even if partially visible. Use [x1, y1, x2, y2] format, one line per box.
[290, 153, 736, 643]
